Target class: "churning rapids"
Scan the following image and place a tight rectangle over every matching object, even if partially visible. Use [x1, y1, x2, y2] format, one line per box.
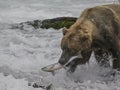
[0, 0, 120, 90]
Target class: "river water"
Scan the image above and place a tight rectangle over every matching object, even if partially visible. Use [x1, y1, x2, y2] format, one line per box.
[0, 0, 120, 90]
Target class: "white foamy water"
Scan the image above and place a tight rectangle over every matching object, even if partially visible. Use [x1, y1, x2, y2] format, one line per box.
[0, 0, 120, 90]
[0, 0, 119, 23]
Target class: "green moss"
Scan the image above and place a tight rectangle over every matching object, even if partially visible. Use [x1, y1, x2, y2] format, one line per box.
[41, 17, 77, 29]
[42, 21, 75, 29]
[51, 21, 75, 29]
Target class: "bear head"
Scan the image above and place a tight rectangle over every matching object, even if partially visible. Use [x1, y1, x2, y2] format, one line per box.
[59, 19, 95, 65]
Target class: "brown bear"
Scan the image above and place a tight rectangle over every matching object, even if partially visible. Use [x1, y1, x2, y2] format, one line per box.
[58, 4, 120, 72]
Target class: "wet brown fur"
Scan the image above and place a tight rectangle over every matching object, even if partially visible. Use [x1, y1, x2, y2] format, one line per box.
[60, 4, 120, 70]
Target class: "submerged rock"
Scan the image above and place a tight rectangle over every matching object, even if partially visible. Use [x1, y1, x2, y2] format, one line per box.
[28, 82, 54, 90]
[11, 17, 77, 30]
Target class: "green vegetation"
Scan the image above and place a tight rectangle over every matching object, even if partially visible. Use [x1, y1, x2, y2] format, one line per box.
[41, 20, 75, 29]
[41, 17, 77, 29]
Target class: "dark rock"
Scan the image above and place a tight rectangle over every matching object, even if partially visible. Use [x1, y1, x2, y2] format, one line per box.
[11, 17, 77, 30]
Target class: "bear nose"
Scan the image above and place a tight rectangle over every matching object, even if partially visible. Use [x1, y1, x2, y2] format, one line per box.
[58, 50, 72, 65]
[59, 58, 66, 65]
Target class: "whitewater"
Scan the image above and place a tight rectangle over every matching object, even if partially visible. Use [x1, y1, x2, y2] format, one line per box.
[0, 0, 120, 90]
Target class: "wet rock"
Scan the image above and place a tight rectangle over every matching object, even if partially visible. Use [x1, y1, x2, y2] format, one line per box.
[11, 20, 42, 30]
[28, 82, 54, 90]
[11, 17, 77, 30]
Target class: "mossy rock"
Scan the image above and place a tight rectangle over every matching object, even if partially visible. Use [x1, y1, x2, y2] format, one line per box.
[41, 17, 77, 29]
[11, 17, 77, 30]
[41, 20, 75, 29]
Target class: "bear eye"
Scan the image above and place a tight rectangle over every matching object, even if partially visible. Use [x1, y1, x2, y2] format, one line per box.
[80, 36, 88, 42]
[76, 26, 81, 30]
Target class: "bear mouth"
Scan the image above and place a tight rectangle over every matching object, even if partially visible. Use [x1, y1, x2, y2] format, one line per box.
[41, 51, 83, 72]
[41, 57, 79, 73]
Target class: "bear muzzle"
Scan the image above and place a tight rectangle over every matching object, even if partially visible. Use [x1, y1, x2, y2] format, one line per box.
[58, 50, 83, 65]
[58, 50, 72, 65]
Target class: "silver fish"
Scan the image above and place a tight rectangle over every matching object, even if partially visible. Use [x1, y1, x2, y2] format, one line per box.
[41, 63, 63, 72]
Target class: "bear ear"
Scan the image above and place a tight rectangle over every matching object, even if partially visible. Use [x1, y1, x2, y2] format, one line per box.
[62, 27, 68, 35]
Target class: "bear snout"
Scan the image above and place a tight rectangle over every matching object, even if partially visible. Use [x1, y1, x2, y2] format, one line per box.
[58, 50, 73, 65]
